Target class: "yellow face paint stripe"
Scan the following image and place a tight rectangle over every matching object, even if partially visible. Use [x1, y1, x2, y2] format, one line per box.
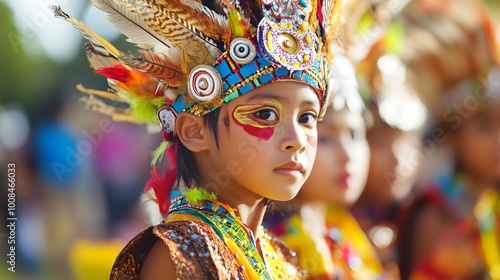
[232, 100, 283, 129]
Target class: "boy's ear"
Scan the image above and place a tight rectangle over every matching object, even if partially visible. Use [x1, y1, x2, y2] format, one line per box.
[176, 112, 209, 152]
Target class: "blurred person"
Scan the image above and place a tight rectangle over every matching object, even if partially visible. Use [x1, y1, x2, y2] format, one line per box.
[67, 121, 156, 280]
[397, 68, 500, 280]
[32, 94, 99, 279]
[270, 53, 384, 279]
[351, 93, 427, 277]
[0, 104, 43, 277]
[91, 122, 157, 238]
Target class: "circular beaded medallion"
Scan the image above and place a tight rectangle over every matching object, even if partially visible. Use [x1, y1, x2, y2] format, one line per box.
[188, 65, 222, 102]
[229, 38, 257, 65]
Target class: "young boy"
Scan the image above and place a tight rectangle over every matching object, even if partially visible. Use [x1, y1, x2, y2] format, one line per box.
[54, 0, 344, 278]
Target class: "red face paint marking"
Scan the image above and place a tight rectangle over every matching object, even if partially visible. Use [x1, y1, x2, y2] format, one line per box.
[306, 134, 317, 148]
[235, 122, 275, 141]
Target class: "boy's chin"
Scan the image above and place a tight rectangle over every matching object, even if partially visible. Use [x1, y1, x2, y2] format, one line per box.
[263, 189, 301, 202]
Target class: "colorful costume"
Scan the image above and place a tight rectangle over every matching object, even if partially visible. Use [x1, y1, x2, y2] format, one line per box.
[111, 188, 302, 279]
[53, 0, 344, 278]
[279, 205, 383, 279]
[398, 174, 500, 280]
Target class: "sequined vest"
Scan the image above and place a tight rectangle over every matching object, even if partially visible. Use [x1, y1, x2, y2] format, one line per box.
[110, 199, 302, 279]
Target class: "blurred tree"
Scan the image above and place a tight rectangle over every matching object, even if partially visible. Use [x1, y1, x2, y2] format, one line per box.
[0, 3, 61, 112]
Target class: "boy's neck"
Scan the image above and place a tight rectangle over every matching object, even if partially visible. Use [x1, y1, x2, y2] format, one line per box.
[215, 188, 268, 235]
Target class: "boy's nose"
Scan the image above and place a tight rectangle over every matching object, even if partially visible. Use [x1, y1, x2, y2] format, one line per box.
[280, 120, 307, 153]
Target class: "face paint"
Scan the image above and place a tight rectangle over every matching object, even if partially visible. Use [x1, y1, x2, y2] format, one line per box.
[306, 134, 317, 148]
[232, 100, 282, 141]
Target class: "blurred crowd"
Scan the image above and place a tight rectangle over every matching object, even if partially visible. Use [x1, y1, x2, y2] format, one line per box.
[1, 0, 499, 279]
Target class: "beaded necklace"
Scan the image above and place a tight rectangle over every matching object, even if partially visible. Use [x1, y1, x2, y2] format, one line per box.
[168, 188, 292, 280]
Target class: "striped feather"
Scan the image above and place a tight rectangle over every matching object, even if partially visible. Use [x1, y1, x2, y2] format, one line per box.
[150, 0, 229, 56]
[322, 0, 344, 60]
[92, 0, 173, 52]
[122, 50, 185, 87]
[93, 0, 229, 57]
[84, 42, 118, 70]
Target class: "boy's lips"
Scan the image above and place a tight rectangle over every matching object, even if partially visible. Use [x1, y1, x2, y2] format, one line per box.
[274, 161, 305, 176]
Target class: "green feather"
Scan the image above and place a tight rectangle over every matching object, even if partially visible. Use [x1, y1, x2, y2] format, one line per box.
[126, 93, 164, 123]
[151, 141, 169, 166]
[185, 187, 217, 206]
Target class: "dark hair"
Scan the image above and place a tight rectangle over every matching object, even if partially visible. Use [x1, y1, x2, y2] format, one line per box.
[176, 108, 221, 186]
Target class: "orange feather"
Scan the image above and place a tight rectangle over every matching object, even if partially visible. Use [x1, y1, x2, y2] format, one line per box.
[95, 64, 160, 97]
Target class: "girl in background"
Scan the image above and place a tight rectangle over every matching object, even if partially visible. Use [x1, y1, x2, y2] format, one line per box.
[351, 93, 426, 278]
[271, 53, 384, 279]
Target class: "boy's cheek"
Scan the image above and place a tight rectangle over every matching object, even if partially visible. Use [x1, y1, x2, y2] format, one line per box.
[306, 134, 317, 148]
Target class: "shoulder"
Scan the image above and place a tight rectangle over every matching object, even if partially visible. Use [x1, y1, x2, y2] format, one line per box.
[110, 218, 242, 279]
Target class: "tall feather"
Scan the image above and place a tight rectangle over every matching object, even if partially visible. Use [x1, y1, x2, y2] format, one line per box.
[121, 51, 185, 87]
[91, 0, 173, 52]
[322, 0, 344, 61]
[156, 0, 230, 43]
[92, 0, 230, 57]
[52, 6, 121, 59]
[84, 42, 118, 70]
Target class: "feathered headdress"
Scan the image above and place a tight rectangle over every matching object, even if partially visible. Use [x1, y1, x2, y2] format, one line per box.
[53, 0, 344, 215]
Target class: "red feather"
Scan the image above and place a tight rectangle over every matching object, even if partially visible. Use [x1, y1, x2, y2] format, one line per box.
[95, 64, 159, 97]
[144, 138, 178, 215]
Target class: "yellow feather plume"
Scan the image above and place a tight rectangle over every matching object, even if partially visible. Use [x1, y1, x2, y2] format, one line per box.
[52, 6, 121, 59]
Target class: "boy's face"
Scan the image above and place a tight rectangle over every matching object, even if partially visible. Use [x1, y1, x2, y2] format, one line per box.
[298, 108, 370, 206]
[202, 81, 321, 201]
[453, 105, 500, 185]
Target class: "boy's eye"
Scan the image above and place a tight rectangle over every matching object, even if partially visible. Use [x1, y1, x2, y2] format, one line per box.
[254, 109, 278, 122]
[299, 113, 317, 125]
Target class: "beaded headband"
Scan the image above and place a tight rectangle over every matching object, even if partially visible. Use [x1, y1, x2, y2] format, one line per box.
[53, 0, 342, 135]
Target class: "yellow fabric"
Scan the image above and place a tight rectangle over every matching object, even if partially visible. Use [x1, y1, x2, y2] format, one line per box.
[325, 204, 383, 279]
[283, 204, 383, 279]
[70, 239, 124, 280]
[475, 188, 500, 279]
[166, 210, 294, 279]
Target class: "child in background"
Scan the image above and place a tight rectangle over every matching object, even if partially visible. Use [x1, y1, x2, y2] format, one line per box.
[398, 68, 500, 280]
[273, 53, 383, 279]
[351, 92, 427, 277]
[55, 0, 344, 278]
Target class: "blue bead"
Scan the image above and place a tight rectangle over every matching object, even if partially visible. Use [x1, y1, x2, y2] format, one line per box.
[239, 83, 254, 95]
[215, 60, 231, 78]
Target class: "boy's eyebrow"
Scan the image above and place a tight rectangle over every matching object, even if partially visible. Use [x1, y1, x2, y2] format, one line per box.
[247, 92, 321, 109]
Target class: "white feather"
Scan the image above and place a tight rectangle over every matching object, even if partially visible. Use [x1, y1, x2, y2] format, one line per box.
[92, 0, 173, 51]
